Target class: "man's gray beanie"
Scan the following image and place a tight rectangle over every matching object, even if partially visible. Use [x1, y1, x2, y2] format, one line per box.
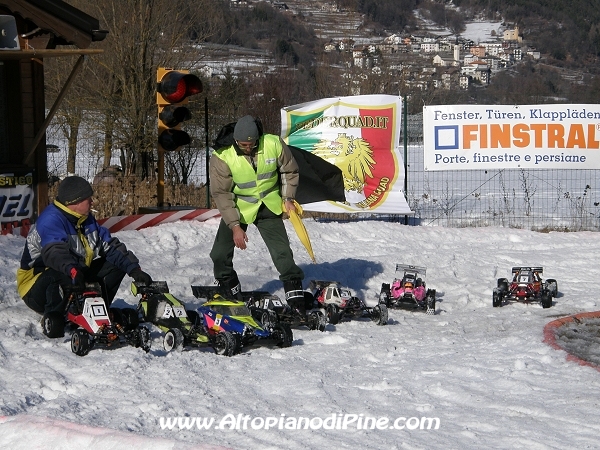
[233, 115, 259, 141]
[57, 176, 94, 205]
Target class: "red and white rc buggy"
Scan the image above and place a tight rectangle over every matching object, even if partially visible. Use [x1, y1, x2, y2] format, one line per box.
[493, 266, 558, 308]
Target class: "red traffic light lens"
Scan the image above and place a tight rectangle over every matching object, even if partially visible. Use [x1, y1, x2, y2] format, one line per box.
[158, 72, 203, 103]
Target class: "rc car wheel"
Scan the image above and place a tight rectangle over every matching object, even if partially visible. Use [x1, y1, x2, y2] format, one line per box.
[541, 292, 552, 308]
[492, 289, 503, 307]
[307, 310, 327, 332]
[71, 329, 92, 356]
[379, 283, 391, 307]
[371, 304, 388, 325]
[546, 279, 558, 298]
[136, 326, 152, 352]
[497, 278, 509, 293]
[272, 323, 293, 348]
[213, 331, 236, 357]
[41, 311, 65, 338]
[426, 291, 436, 315]
[232, 333, 243, 354]
[326, 304, 341, 325]
[164, 328, 184, 352]
[260, 310, 277, 330]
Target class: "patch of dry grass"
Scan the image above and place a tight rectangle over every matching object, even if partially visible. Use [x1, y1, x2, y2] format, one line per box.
[49, 176, 213, 218]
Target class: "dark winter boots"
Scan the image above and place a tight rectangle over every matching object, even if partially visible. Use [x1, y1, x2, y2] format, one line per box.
[284, 279, 305, 317]
[218, 274, 243, 301]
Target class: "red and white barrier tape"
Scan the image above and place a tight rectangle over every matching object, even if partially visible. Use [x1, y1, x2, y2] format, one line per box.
[97, 208, 221, 233]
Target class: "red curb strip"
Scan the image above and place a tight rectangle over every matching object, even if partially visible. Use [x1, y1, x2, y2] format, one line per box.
[543, 311, 600, 372]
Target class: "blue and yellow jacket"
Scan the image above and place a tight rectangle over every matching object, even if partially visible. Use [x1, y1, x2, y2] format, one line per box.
[16, 200, 141, 298]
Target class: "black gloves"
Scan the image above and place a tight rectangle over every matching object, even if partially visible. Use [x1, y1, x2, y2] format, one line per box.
[69, 266, 86, 291]
[130, 268, 153, 285]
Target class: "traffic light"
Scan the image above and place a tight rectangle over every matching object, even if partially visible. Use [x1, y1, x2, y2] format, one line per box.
[156, 68, 203, 151]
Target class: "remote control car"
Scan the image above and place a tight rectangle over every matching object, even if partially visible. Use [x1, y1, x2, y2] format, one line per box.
[131, 281, 237, 356]
[40, 282, 151, 356]
[493, 267, 557, 308]
[191, 285, 294, 351]
[306, 280, 388, 326]
[242, 290, 327, 332]
[379, 264, 436, 315]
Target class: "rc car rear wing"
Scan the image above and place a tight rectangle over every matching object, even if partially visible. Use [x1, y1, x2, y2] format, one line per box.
[395, 264, 427, 276]
[511, 267, 543, 274]
[131, 280, 169, 296]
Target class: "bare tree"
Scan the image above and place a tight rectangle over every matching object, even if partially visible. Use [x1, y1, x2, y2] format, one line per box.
[46, 0, 218, 178]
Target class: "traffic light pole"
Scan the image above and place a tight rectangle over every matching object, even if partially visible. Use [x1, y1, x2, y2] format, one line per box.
[157, 144, 165, 206]
[205, 97, 210, 209]
[155, 67, 202, 208]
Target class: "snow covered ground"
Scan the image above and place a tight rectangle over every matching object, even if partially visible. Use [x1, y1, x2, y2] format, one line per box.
[1, 218, 600, 449]
[460, 20, 504, 43]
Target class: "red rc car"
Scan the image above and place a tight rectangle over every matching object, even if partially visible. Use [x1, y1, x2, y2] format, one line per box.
[493, 266, 558, 308]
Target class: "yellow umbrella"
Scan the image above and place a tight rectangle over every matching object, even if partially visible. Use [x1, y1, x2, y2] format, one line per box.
[284, 199, 316, 263]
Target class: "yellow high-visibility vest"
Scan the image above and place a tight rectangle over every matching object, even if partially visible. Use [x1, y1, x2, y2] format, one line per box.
[214, 134, 283, 224]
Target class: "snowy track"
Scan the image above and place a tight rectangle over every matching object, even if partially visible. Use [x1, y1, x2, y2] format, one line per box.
[1, 221, 600, 449]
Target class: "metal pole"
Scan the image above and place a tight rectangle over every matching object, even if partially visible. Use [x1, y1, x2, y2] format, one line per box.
[205, 97, 210, 209]
[403, 95, 409, 225]
[157, 143, 165, 207]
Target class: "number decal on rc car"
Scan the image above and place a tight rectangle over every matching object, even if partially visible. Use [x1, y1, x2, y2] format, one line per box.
[92, 304, 107, 317]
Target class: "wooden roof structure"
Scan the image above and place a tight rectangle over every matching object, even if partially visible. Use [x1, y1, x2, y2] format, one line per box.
[0, 0, 107, 216]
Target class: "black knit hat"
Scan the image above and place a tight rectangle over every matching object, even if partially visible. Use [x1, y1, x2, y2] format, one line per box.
[57, 176, 94, 205]
[233, 115, 259, 142]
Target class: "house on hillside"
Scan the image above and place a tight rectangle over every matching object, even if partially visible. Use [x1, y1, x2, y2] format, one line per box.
[433, 53, 459, 67]
[470, 45, 486, 58]
[483, 55, 501, 70]
[481, 42, 503, 57]
[436, 67, 460, 90]
[462, 60, 490, 84]
[420, 39, 438, 53]
[338, 38, 355, 52]
[324, 41, 337, 52]
[0, 0, 107, 233]
[503, 25, 522, 43]
[463, 53, 478, 65]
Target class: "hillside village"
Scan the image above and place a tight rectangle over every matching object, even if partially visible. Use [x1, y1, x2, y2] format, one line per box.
[227, 0, 546, 94]
[319, 24, 536, 91]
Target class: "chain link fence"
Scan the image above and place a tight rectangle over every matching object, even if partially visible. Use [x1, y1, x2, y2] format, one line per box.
[46, 113, 600, 230]
[403, 113, 600, 231]
[45, 122, 210, 217]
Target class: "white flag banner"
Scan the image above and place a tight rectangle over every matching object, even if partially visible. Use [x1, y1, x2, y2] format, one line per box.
[281, 95, 413, 214]
[424, 104, 600, 170]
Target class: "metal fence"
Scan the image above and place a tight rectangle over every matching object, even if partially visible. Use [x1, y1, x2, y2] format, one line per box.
[403, 113, 600, 231]
[46, 113, 600, 230]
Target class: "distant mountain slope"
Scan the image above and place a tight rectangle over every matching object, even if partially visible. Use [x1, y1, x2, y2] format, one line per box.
[455, 0, 600, 62]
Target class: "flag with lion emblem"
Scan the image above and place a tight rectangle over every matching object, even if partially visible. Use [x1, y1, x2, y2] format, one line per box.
[281, 95, 413, 214]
